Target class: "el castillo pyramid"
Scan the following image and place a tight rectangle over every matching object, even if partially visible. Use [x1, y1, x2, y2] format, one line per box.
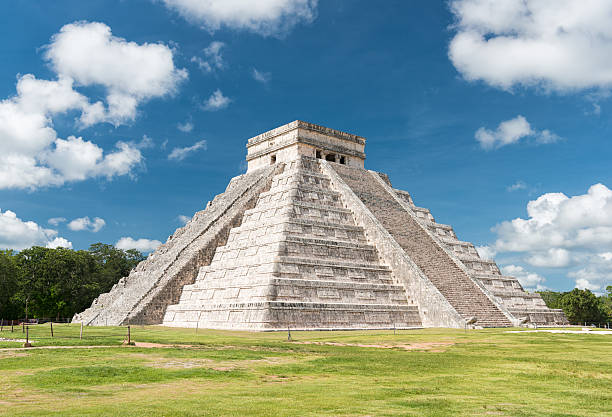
[73, 121, 568, 329]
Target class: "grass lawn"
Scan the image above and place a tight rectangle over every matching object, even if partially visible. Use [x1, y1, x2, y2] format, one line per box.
[0, 324, 610, 416]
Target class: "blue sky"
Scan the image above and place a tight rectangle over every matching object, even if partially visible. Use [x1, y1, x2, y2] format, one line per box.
[1, 0, 611, 293]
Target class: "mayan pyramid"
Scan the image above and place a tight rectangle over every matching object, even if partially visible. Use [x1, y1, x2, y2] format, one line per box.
[73, 121, 568, 329]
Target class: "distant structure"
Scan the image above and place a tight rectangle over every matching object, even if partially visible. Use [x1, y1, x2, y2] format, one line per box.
[73, 121, 568, 329]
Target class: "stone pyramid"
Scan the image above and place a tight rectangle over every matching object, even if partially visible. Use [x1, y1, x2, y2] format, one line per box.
[74, 121, 567, 329]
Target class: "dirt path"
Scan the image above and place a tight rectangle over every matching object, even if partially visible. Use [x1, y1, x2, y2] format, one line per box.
[292, 341, 454, 351]
[0, 341, 197, 351]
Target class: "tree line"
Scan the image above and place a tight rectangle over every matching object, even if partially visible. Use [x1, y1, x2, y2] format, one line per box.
[0, 244, 145, 320]
[1, 243, 611, 325]
[538, 288, 612, 325]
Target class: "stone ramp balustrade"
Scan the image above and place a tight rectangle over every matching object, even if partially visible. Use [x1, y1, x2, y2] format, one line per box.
[330, 163, 513, 328]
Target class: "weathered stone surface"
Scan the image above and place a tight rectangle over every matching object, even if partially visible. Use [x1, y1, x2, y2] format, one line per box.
[74, 120, 568, 328]
[163, 157, 421, 330]
[72, 164, 281, 326]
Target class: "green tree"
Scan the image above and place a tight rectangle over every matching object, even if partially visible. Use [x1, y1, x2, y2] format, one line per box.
[537, 290, 564, 309]
[600, 286, 612, 322]
[88, 243, 144, 293]
[0, 250, 23, 319]
[559, 289, 606, 324]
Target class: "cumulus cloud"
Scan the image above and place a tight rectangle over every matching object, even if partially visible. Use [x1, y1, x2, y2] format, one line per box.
[203, 89, 230, 111]
[115, 237, 161, 252]
[177, 120, 194, 133]
[476, 245, 496, 260]
[168, 140, 207, 161]
[0, 209, 72, 250]
[475, 115, 560, 150]
[489, 183, 612, 291]
[45, 21, 187, 125]
[161, 0, 318, 36]
[67, 216, 106, 232]
[252, 68, 271, 84]
[191, 41, 225, 73]
[449, 0, 612, 92]
[46, 237, 73, 249]
[0, 22, 185, 190]
[48, 217, 67, 226]
[501, 265, 547, 292]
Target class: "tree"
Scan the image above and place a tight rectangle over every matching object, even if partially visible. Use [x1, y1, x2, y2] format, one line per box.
[88, 243, 144, 293]
[559, 289, 606, 324]
[537, 290, 564, 309]
[600, 286, 612, 322]
[0, 250, 22, 319]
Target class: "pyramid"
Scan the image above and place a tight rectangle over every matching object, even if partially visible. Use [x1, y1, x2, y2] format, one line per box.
[74, 121, 568, 329]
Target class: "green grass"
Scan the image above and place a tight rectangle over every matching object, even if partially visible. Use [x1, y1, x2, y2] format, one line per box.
[0, 324, 611, 416]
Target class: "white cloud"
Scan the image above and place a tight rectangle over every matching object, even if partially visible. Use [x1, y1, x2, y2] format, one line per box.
[115, 237, 161, 252]
[191, 41, 225, 73]
[46, 237, 73, 249]
[178, 215, 190, 224]
[0, 209, 71, 250]
[475, 115, 559, 150]
[526, 248, 571, 268]
[489, 183, 612, 291]
[168, 140, 207, 161]
[449, 0, 612, 92]
[203, 89, 230, 111]
[48, 217, 67, 226]
[252, 68, 271, 84]
[161, 0, 317, 36]
[0, 77, 143, 188]
[45, 21, 187, 125]
[177, 121, 194, 133]
[501, 264, 547, 292]
[67, 216, 106, 232]
[507, 181, 527, 192]
[0, 21, 182, 190]
[476, 245, 496, 260]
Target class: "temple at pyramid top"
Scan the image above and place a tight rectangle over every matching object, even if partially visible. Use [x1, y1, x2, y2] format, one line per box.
[246, 120, 366, 172]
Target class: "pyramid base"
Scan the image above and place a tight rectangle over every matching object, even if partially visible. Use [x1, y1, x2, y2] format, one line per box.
[163, 301, 422, 330]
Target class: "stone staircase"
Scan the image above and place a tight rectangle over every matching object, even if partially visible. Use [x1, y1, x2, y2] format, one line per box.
[390, 189, 568, 326]
[330, 163, 513, 328]
[163, 157, 421, 330]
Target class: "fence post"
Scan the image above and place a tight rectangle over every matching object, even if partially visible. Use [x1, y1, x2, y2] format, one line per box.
[22, 322, 25, 334]
[11, 320, 14, 332]
[287, 326, 292, 341]
[50, 322, 54, 338]
[125, 325, 134, 345]
[80, 322, 83, 340]
[23, 325, 31, 348]
[1, 318, 3, 332]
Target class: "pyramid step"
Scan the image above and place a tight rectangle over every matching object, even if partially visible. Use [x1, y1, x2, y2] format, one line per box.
[164, 301, 422, 330]
[282, 237, 379, 262]
[181, 278, 409, 305]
